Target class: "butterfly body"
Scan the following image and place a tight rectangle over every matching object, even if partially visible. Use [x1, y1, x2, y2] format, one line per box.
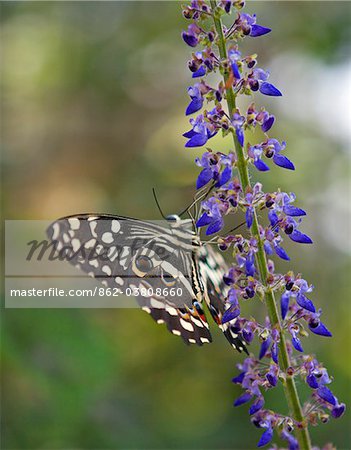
[47, 213, 247, 353]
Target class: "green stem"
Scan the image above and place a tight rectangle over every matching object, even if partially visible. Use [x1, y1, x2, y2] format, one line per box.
[210, 3, 312, 449]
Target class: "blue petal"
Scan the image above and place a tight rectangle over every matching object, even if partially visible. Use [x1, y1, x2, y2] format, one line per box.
[231, 62, 241, 79]
[222, 305, 241, 324]
[317, 386, 336, 405]
[249, 397, 265, 415]
[309, 321, 332, 337]
[250, 24, 272, 37]
[182, 31, 198, 48]
[271, 342, 279, 364]
[186, 98, 203, 116]
[192, 66, 206, 78]
[273, 154, 295, 170]
[196, 213, 212, 227]
[183, 129, 196, 138]
[236, 127, 244, 147]
[196, 168, 213, 189]
[275, 245, 290, 261]
[234, 392, 253, 407]
[216, 165, 232, 187]
[206, 219, 224, 235]
[257, 428, 273, 447]
[261, 115, 275, 133]
[292, 337, 304, 352]
[283, 205, 306, 216]
[185, 133, 208, 148]
[259, 82, 282, 96]
[264, 241, 273, 255]
[296, 293, 316, 313]
[332, 403, 346, 418]
[259, 337, 271, 359]
[280, 292, 290, 320]
[268, 210, 279, 227]
[254, 159, 270, 171]
[306, 374, 319, 389]
[232, 372, 245, 384]
[289, 230, 313, 244]
[246, 208, 254, 228]
[266, 372, 277, 387]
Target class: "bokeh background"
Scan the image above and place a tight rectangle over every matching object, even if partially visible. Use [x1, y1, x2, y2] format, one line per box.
[1, 1, 350, 449]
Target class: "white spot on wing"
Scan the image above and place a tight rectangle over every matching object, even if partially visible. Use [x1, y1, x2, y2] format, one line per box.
[142, 307, 151, 314]
[166, 307, 178, 316]
[111, 220, 121, 233]
[84, 238, 96, 249]
[68, 218, 80, 230]
[115, 277, 124, 285]
[180, 318, 194, 332]
[101, 232, 114, 244]
[71, 238, 80, 252]
[89, 221, 98, 238]
[89, 259, 98, 268]
[102, 265, 112, 276]
[172, 329, 181, 336]
[51, 223, 59, 240]
[200, 337, 210, 343]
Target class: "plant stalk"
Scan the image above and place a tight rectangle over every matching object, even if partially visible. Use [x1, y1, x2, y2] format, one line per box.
[210, 3, 312, 449]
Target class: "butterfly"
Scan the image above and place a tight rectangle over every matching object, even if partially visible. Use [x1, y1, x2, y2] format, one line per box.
[47, 212, 248, 353]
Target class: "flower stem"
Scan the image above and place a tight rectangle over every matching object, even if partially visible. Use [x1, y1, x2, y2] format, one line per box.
[210, 3, 312, 449]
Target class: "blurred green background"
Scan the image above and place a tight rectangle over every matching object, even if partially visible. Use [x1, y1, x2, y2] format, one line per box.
[1, 1, 350, 449]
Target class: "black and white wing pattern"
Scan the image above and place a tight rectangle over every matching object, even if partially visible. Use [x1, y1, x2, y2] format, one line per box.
[198, 245, 248, 353]
[47, 214, 247, 352]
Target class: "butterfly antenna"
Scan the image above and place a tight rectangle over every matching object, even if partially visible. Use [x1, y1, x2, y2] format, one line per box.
[152, 188, 167, 220]
[177, 183, 215, 218]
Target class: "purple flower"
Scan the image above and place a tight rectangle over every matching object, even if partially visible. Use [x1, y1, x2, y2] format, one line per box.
[257, 426, 273, 447]
[250, 24, 272, 37]
[229, 48, 242, 79]
[259, 82, 282, 97]
[236, 13, 271, 39]
[332, 403, 346, 418]
[184, 115, 216, 147]
[185, 85, 204, 115]
[192, 65, 206, 78]
[250, 69, 282, 97]
[296, 293, 315, 313]
[195, 152, 233, 189]
[249, 145, 270, 172]
[259, 336, 271, 359]
[317, 386, 336, 405]
[222, 289, 241, 323]
[249, 396, 265, 415]
[289, 229, 313, 244]
[308, 319, 332, 337]
[280, 291, 290, 319]
[182, 23, 201, 47]
[261, 115, 275, 133]
[263, 139, 295, 170]
[232, 111, 245, 147]
[196, 197, 225, 235]
[234, 391, 253, 406]
[281, 430, 299, 450]
[266, 365, 278, 387]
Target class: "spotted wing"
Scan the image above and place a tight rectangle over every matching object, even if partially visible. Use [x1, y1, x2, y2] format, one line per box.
[47, 214, 212, 345]
[198, 244, 248, 353]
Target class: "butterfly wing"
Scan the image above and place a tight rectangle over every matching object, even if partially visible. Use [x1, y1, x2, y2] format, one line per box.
[47, 214, 212, 345]
[198, 244, 248, 353]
